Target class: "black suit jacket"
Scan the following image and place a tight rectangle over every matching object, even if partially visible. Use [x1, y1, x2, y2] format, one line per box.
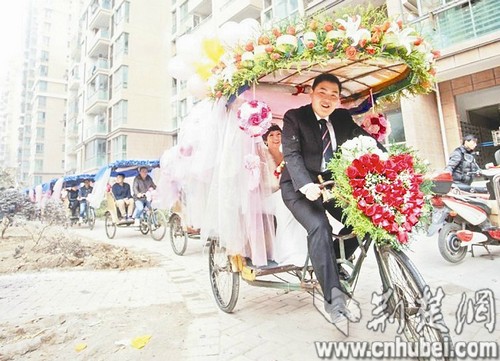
[280, 104, 379, 192]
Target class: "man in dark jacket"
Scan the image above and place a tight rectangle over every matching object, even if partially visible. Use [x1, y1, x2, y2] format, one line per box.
[112, 173, 134, 221]
[445, 134, 480, 185]
[281, 73, 384, 326]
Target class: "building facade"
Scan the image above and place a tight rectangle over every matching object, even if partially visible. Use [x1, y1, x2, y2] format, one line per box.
[17, 0, 74, 186]
[66, 0, 172, 175]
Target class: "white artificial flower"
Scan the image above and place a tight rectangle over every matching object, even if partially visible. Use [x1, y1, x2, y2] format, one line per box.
[384, 23, 417, 56]
[336, 15, 371, 46]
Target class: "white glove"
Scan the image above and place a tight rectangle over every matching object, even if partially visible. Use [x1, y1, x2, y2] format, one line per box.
[301, 183, 321, 201]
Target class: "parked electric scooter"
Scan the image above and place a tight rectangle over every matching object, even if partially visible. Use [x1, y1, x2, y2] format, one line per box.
[428, 168, 500, 263]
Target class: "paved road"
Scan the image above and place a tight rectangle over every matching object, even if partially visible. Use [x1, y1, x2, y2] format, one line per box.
[0, 220, 499, 360]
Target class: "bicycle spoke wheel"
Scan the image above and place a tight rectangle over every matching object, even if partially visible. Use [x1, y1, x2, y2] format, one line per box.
[104, 213, 116, 239]
[169, 213, 188, 255]
[88, 207, 96, 230]
[139, 220, 149, 235]
[208, 238, 239, 313]
[149, 209, 167, 241]
[375, 245, 453, 361]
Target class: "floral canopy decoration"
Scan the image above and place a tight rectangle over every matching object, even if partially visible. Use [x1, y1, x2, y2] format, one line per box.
[168, 7, 439, 105]
[327, 136, 433, 250]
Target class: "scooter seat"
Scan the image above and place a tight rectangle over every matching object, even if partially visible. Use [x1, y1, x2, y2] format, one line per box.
[461, 196, 492, 215]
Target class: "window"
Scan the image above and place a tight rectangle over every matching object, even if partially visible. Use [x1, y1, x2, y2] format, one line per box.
[113, 32, 129, 58]
[180, 1, 188, 23]
[113, 65, 128, 89]
[112, 135, 127, 160]
[36, 143, 44, 154]
[37, 112, 46, 123]
[35, 159, 43, 172]
[114, 1, 130, 26]
[42, 36, 50, 47]
[172, 10, 177, 34]
[171, 78, 177, 95]
[39, 81, 48, 91]
[171, 102, 178, 129]
[38, 96, 47, 107]
[179, 98, 187, 117]
[39, 65, 48, 76]
[112, 99, 128, 128]
[44, 22, 51, 33]
[385, 109, 406, 145]
[36, 127, 45, 140]
[85, 139, 107, 168]
[40, 50, 49, 62]
[263, 0, 298, 24]
[34, 175, 42, 184]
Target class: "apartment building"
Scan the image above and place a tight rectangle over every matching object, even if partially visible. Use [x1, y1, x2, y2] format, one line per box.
[0, 64, 22, 173]
[16, 0, 76, 186]
[66, 0, 172, 174]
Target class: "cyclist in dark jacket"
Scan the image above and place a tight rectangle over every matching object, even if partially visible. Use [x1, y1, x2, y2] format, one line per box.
[445, 134, 480, 185]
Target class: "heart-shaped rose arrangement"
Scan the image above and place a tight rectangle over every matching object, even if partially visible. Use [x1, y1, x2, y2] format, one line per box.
[345, 152, 425, 244]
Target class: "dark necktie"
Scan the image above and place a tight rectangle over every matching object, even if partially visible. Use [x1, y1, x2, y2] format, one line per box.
[319, 119, 334, 163]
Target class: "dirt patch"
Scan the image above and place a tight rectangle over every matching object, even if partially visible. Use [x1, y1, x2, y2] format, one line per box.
[0, 303, 189, 361]
[0, 222, 158, 273]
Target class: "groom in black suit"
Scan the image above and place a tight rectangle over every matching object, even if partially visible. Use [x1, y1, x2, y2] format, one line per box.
[280, 73, 376, 324]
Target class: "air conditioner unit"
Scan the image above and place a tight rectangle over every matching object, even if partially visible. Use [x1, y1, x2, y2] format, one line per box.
[402, 0, 419, 15]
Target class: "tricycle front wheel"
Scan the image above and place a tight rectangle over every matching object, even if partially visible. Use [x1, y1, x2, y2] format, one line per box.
[104, 213, 116, 239]
[375, 245, 453, 360]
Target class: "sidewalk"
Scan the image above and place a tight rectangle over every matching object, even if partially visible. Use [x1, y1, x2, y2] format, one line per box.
[0, 221, 498, 360]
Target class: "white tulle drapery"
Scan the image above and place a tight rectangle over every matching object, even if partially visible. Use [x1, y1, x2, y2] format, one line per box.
[158, 98, 275, 266]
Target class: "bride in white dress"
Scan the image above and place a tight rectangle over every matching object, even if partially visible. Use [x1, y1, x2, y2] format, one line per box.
[260, 124, 309, 266]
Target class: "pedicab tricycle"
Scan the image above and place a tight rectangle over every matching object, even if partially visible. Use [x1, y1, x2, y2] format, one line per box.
[92, 160, 167, 240]
[170, 10, 453, 359]
[61, 173, 97, 229]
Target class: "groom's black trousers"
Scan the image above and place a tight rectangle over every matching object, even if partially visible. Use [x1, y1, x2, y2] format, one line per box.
[281, 179, 358, 304]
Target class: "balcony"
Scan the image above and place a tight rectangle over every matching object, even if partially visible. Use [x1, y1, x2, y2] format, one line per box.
[85, 122, 108, 139]
[217, 0, 261, 24]
[188, 0, 212, 16]
[84, 154, 106, 170]
[87, 28, 110, 58]
[87, 57, 109, 80]
[71, 33, 83, 60]
[68, 63, 81, 90]
[88, 0, 112, 29]
[66, 121, 79, 139]
[411, 0, 500, 51]
[86, 89, 109, 114]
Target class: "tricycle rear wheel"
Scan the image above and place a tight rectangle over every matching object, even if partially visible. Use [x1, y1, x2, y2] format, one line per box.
[208, 237, 240, 313]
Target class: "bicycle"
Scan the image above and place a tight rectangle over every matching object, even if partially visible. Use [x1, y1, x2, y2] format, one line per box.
[79, 199, 96, 230]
